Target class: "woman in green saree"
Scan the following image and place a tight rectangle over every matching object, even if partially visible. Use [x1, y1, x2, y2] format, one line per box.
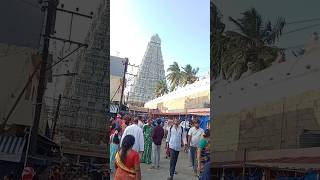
[141, 118, 153, 164]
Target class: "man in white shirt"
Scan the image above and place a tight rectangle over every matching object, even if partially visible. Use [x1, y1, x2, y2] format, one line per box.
[120, 117, 144, 156]
[187, 119, 204, 174]
[138, 116, 144, 129]
[166, 118, 186, 180]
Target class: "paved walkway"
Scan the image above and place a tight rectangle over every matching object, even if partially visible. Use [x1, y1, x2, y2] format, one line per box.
[140, 144, 198, 180]
[111, 142, 198, 180]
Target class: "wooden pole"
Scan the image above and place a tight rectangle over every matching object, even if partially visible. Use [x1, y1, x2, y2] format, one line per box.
[119, 58, 128, 106]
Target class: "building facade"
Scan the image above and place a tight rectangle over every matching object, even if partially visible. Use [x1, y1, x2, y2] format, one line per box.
[145, 77, 210, 111]
[0, 44, 48, 135]
[128, 34, 166, 106]
[0, 44, 52, 171]
[56, 0, 109, 162]
[110, 55, 126, 114]
[110, 56, 126, 103]
[212, 35, 320, 152]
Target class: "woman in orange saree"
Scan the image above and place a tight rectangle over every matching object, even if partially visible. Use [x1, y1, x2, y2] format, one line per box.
[114, 135, 141, 180]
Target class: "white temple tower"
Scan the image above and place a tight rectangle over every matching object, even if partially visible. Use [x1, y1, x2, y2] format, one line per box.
[128, 34, 166, 106]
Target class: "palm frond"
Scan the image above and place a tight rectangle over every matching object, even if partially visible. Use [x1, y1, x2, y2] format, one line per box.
[264, 17, 286, 44]
[240, 8, 263, 39]
[228, 16, 246, 34]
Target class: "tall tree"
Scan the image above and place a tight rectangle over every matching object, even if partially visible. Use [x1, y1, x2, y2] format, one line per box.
[167, 62, 183, 91]
[154, 80, 169, 98]
[181, 64, 199, 86]
[222, 8, 285, 80]
[211, 1, 226, 80]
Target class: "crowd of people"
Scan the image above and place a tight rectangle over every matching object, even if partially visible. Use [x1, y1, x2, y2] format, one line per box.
[109, 113, 211, 180]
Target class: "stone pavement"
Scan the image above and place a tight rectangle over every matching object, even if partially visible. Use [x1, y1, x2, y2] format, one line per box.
[111, 143, 198, 180]
[140, 145, 198, 180]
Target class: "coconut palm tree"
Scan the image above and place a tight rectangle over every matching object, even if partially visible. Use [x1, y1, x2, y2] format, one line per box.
[166, 62, 183, 91]
[154, 80, 168, 97]
[181, 64, 199, 86]
[211, 1, 226, 80]
[222, 8, 285, 80]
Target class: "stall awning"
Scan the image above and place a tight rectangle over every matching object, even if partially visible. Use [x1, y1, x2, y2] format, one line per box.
[0, 135, 26, 162]
[189, 112, 210, 116]
[151, 108, 210, 116]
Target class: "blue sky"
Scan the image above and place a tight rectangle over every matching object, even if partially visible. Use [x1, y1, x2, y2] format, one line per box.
[110, 0, 210, 77]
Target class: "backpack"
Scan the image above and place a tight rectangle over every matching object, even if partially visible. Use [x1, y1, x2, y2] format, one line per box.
[168, 125, 184, 144]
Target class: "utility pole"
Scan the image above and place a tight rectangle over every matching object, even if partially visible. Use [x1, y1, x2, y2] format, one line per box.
[126, 91, 129, 105]
[51, 94, 61, 140]
[30, 0, 58, 155]
[123, 63, 138, 106]
[29, 0, 92, 156]
[119, 58, 129, 106]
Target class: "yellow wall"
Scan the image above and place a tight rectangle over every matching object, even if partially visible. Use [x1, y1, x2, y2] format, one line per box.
[146, 89, 209, 111]
[212, 89, 320, 152]
[162, 97, 186, 110]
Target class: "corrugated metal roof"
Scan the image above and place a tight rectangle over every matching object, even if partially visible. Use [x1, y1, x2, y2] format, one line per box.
[0, 135, 26, 162]
[110, 104, 119, 114]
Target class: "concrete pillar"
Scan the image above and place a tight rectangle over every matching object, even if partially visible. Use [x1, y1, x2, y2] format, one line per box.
[262, 169, 265, 180]
[221, 168, 225, 180]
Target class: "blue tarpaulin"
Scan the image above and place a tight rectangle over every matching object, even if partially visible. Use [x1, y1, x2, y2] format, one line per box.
[199, 116, 209, 130]
[304, 172, 318, 180]
[178, 115, 186, 121]
[277, 178, 303, 180]
[277, 171, 319, 180]
[179, 115, 209, 130]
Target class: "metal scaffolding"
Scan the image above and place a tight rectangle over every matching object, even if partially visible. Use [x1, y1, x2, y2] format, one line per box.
[56, 0, 109, 160]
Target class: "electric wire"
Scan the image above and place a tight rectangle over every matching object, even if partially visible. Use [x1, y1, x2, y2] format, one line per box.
[283, 23, 320, 36]
[287, 18, 320, 25]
